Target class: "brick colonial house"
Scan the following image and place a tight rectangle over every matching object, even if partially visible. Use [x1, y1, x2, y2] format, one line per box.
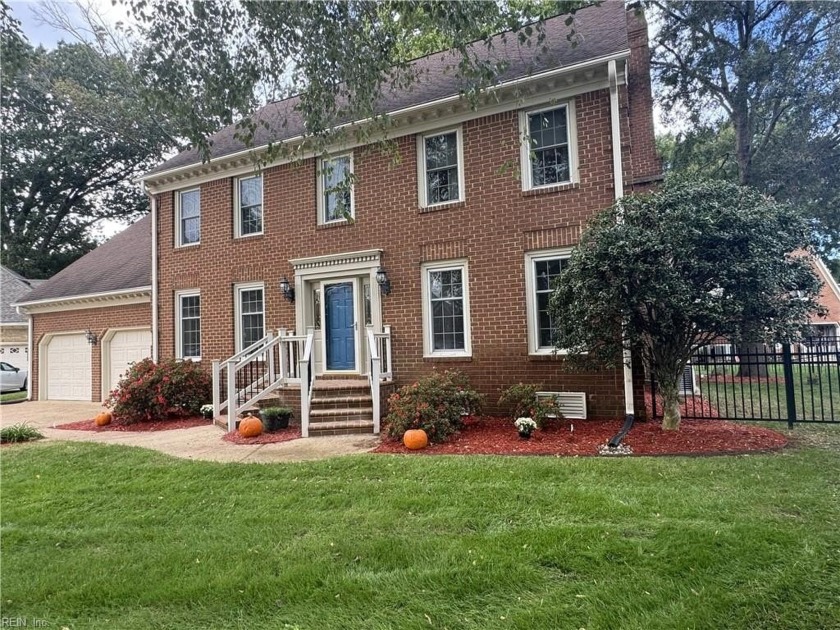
[0, 265, 43, 373]
[14, 217, 152, 401]
[137, 2, 662, 435]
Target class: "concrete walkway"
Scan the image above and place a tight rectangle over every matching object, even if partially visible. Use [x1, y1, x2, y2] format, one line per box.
[0, 401, 379, 463]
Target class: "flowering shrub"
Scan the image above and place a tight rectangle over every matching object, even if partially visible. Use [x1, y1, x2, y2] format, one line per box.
[385, 370, 483, 442]
[499, 383, 562, 428]
[514, 417, 537, 435]
[106, 358, 212, 423]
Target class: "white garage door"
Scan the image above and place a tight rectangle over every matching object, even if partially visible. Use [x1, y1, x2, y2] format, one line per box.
[107, 329, 152, 393]
[46, 334, 91, 400]
[0, 344, 28, 371]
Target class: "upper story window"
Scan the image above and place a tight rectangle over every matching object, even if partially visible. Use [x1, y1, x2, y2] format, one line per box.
[519, 103, 578, 191]
[418, 128, 464, 207]
[420, 260, 472, 358]
[235, 174, 263, 237]
[175, 291, 201, 360]
[176, 188, 201, 246]
[524, 248, 571, 354]
[318, 154, 353, 224]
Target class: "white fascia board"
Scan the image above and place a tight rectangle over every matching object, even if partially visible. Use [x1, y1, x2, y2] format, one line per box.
[142, 51, 630, 192]
[14, 286, 152, 314]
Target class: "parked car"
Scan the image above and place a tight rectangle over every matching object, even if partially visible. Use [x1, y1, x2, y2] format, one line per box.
[0, 361, 27, 392]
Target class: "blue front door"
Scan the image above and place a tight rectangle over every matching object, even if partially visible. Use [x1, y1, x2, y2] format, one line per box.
[325, 282, 355, 370]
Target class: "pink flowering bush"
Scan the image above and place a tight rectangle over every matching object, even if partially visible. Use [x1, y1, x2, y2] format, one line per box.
[385, 370, 483, 442]
[105, 358, 211, 423]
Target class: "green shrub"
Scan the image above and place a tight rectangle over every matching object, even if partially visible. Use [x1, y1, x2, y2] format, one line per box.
[106, 358, 212, 423]
[498, 383, 562, 428]
[385, 370, 483, 442]
[261, 406, 293, 432]
[1, 423, 44, 443]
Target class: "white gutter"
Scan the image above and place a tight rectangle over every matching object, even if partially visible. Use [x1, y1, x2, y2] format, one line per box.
[26, 314, 33, 401]
[140, 50, 631, 186]
[609, 58, 635, 418]
[151, 194, 159, 361]
[14, 286, 152, 311]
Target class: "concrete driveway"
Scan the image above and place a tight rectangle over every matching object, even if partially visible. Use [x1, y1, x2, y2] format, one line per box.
[0, 400, 379, 463]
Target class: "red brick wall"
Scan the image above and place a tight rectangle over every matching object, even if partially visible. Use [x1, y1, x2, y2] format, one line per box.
[156, 35, 659, 419]
[31, 302, 151, 402]
[815, 262, 840, 325]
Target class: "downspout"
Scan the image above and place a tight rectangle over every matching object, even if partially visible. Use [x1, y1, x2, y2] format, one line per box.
[150, 192, 159, 361]
[26, 312, 33, 400]
[608, 59, 636, 424]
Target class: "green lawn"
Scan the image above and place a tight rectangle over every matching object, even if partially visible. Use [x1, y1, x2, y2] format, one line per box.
[0, 391, 27, 403]
[2, 439, 839, 629]
[694, 363, 840, 422]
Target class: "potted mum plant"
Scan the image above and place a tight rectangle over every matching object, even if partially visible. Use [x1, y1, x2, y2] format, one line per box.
[261, 406, 293, 432]
[514, 417, 537, 439]
[200, 404, 214, 420]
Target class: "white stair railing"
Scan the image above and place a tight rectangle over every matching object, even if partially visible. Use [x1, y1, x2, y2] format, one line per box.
[366, 328, 382, 434]
[373, 325, 393, 381]
[212, 329, 312, 432]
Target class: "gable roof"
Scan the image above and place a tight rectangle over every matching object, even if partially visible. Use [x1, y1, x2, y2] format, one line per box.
[15, 215, 152, 305]
[147, 2, 629, 177]
[0, 266, 43, 323]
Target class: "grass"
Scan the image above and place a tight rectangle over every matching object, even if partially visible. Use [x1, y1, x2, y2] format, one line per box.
[692, 363, 840, 422]
[2, 436, 839, 629]
[0, 423, 43, 443]
[0, 391, 27, 403]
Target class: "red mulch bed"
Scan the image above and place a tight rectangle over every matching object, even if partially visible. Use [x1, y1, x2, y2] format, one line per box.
[644, 391, 720, 419]
[56, 416, 210, 432]
[374, 416, 787, 457]
[222, 426, 302, 445]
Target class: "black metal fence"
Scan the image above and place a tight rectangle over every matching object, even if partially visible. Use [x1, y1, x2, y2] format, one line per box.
[651, 336, 840, 426]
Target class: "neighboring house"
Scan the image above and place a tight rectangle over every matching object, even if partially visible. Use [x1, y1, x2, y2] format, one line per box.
[0, 265, 43, 372]
[139, 3, 661, 434]
[810, 257, 840, 338]
[14, 217, 152, 402]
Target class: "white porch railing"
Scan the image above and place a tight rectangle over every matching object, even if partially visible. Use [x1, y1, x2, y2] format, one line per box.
[366, 326, 394, 435]
[212, 329, 313, 432]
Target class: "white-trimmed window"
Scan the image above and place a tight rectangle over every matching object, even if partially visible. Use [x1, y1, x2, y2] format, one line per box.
[175, 188, 201, 246]
[235, 174, 263, 237]
[421, 260, 472, 357]
[418, 127, 464, 207]
[525, 248, 572, 354]
[235, 283, 265, 352]
[175, 291, 201, 360]
[318, 154, 354, 224]
[519, 103, 578, 191]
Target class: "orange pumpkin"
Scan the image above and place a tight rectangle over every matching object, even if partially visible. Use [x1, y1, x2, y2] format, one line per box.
[94, 411, 112, 426]
[238, 415, 263, 438]
[403, 429, 429, 450]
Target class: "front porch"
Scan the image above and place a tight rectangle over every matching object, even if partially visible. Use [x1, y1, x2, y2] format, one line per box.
[211, 325, 393, 437]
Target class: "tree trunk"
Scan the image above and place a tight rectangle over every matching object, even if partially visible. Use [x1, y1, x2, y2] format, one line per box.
[737, 342, 769, 377]
[660, 382, 681, 431]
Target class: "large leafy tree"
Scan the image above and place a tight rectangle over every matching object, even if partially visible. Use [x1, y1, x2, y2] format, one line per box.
[0, 3, 178, 278]
[128, 0, 591, 160]
[549, 179, 823, 430]
[650, 0, 840, 257]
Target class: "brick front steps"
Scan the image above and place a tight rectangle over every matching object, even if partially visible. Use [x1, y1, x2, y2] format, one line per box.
[309, 377, 374, 435]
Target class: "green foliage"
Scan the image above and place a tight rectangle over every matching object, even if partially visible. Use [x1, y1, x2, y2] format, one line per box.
[260, 406, 293, 432]
[498, 383, 562, 427]
[0, 423, 43, 444]
[651, 1, 840, 255]
[105, 358, 212, 423]
[385, 370, 483, 442]
[0, 6, 179, 278]
[549, 178, 824, 429]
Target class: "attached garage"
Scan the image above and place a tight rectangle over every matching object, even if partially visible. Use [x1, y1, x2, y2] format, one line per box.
[44, 333, 91, 400]
[0, 344, 28, 371]
[103, 328, 152, 396]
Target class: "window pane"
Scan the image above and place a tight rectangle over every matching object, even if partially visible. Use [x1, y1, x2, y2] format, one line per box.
[240, 176, 261, 207]
[425, 132, 460, 204]
[180, 295, 201, 358]
[180, 190, 200, 218]
[527, 107, 570, 186]
[239, 176, 263, 235]
[240, 289, 264, 348]
[425, 132, 457, 169]
[180, 190, 201, 244]
[323, 156, 351, 222]
[534, 257, 568, 348]
[429, 267, 465, 351]
[182, 216, 200, 245]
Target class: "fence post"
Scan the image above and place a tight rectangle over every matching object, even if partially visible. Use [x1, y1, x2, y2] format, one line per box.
[782, 343, 797, 429]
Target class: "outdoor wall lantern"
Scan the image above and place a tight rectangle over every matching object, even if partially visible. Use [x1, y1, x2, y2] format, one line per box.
[85, 329, 98, 345]
[375, 267, 392, 296]
[279, 276, 295, 303]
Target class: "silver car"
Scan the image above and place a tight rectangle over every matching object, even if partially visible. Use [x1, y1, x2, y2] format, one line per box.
[0, 361, 28, 393]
